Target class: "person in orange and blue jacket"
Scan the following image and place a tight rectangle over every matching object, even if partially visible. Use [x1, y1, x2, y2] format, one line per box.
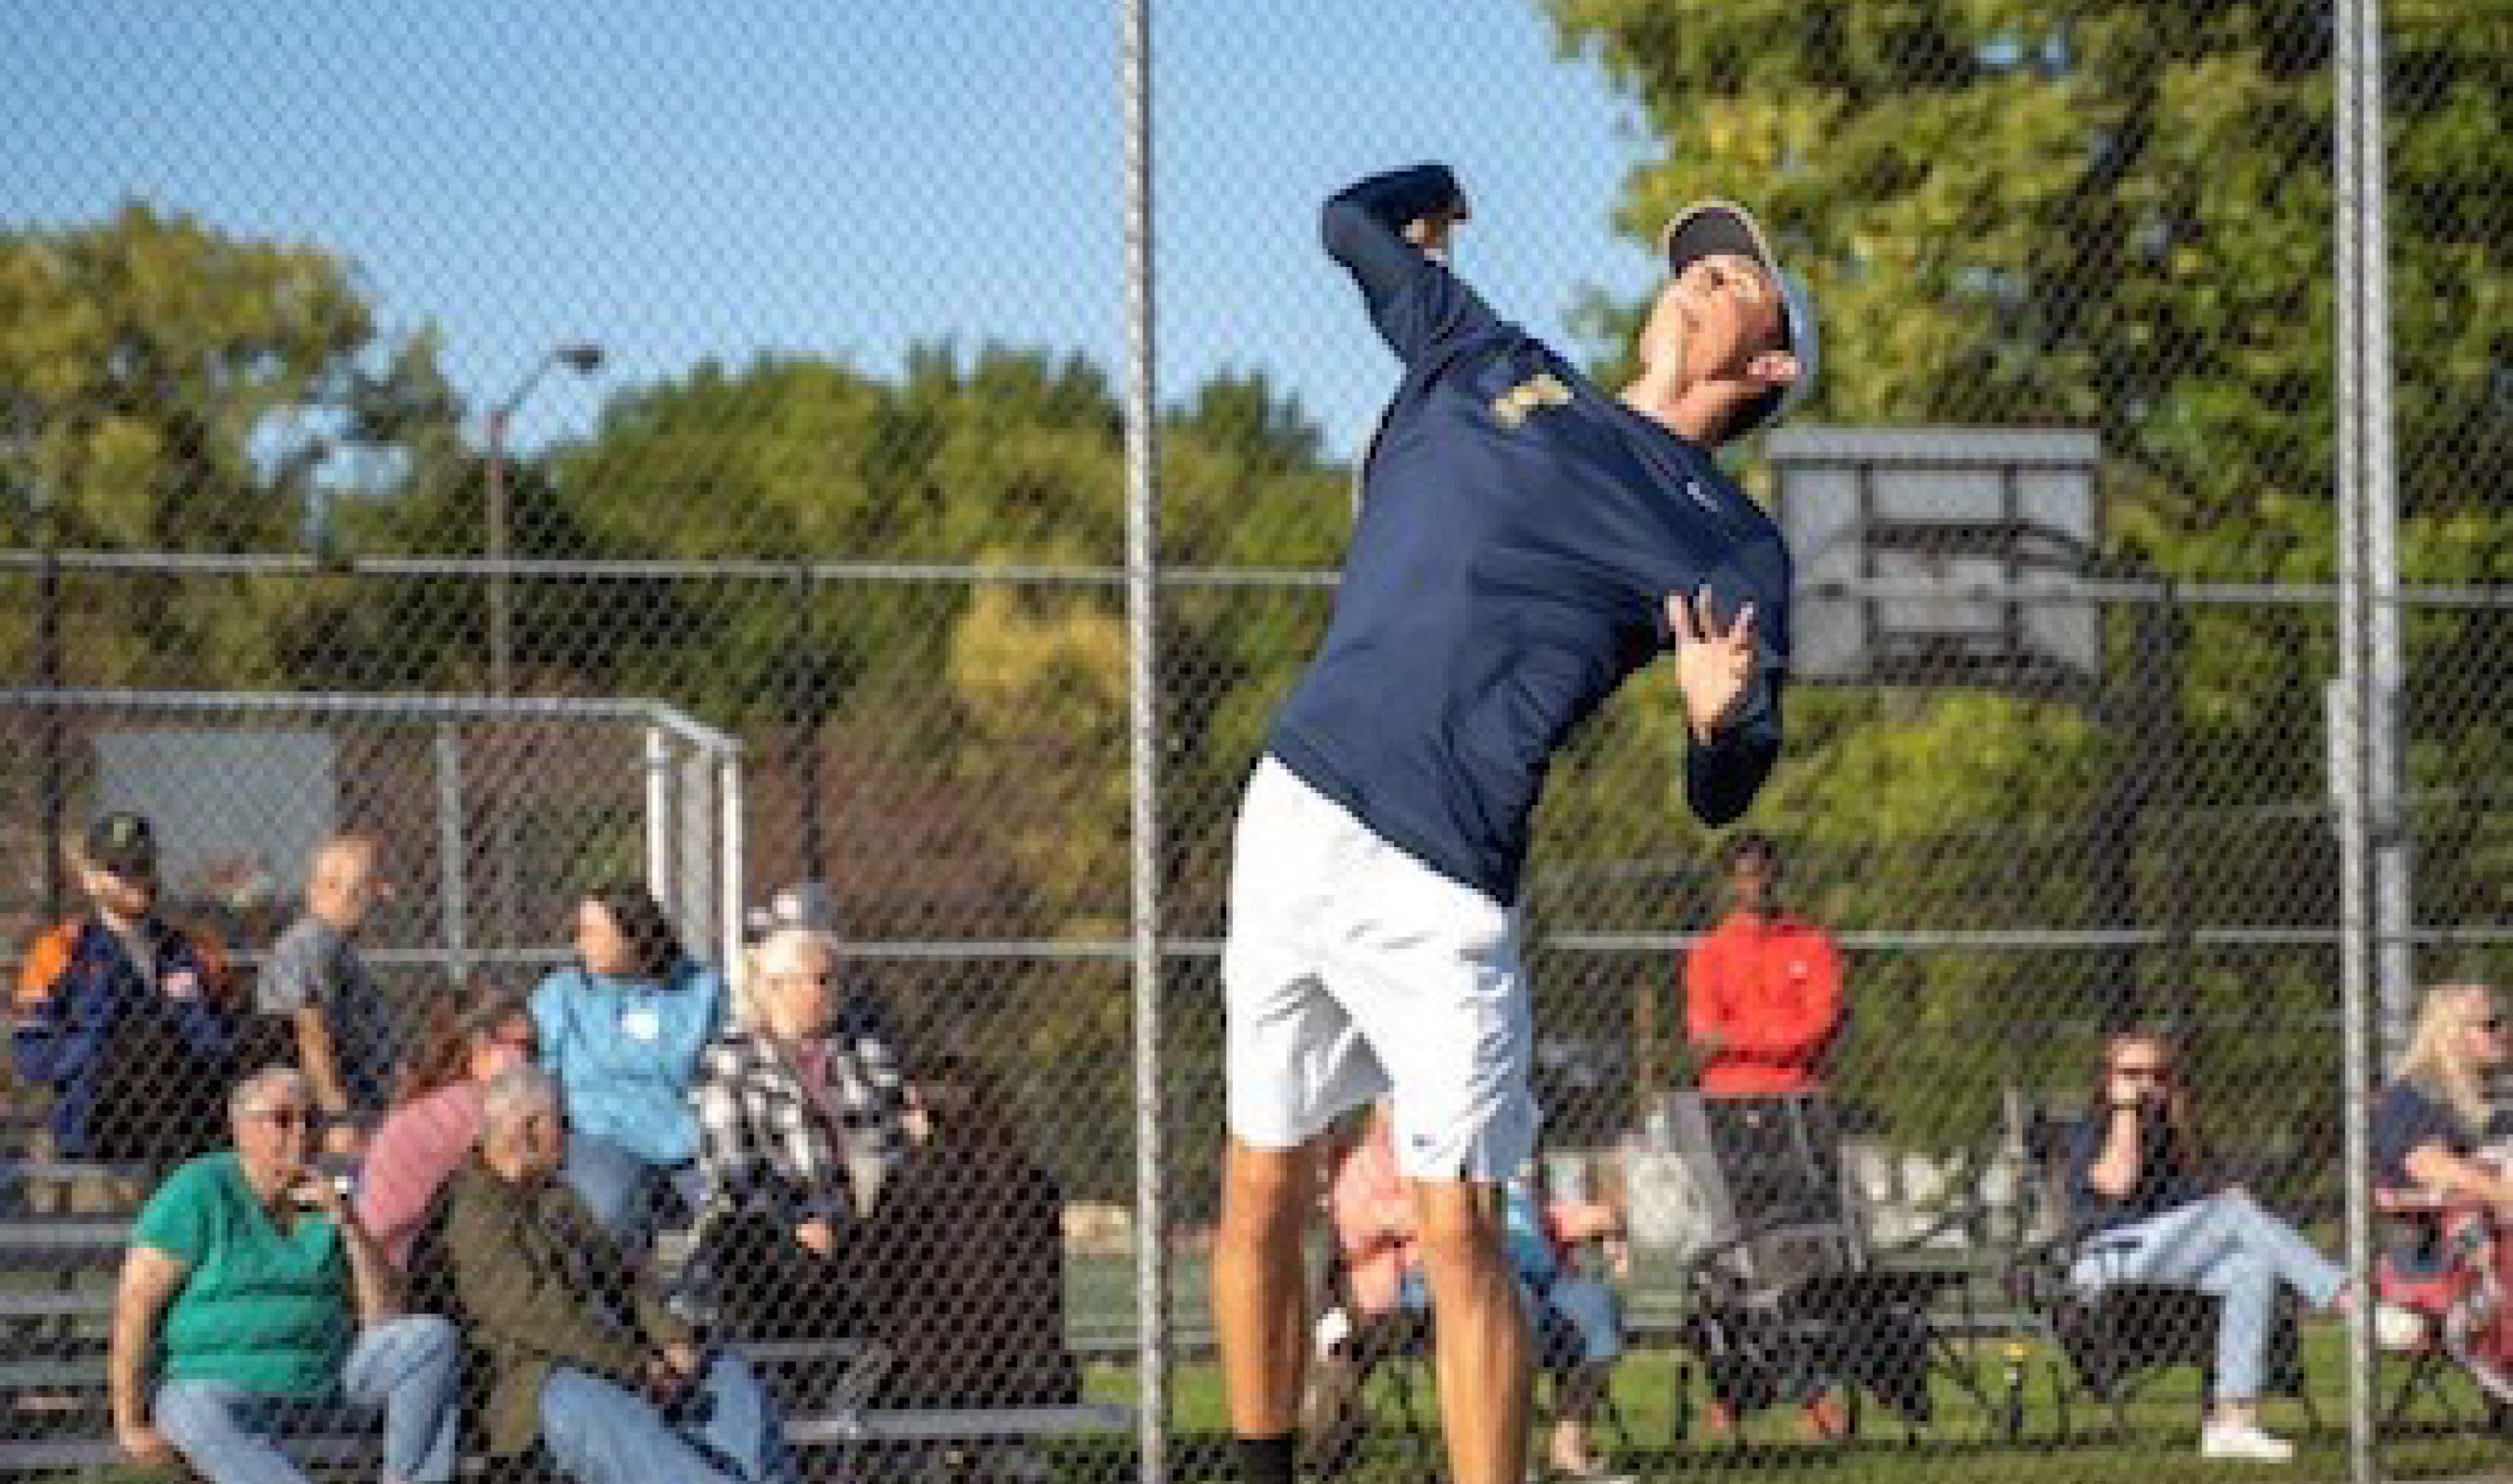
[14, 812, 242, 1166]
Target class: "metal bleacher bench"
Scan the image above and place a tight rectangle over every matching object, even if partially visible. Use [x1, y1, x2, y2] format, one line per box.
[0, 1332, 1131, 1476]
[0, 1187, 1130, 1476]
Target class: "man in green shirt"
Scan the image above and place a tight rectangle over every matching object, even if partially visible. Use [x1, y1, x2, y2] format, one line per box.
[111, 1066, 462, 1482]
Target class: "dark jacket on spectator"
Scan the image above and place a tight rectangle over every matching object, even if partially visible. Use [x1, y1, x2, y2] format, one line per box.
[857, 1106, 1080, 1407]
[440, 1156, 696, 1458]
[12, 916, 237, 1159]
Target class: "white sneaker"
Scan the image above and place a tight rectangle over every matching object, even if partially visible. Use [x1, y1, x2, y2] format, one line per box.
[2199, 1421, 2295, 1461]
[2373, 1300, 2429, 1352]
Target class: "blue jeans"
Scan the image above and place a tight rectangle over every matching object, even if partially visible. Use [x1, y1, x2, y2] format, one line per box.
[564, 1134, 703, 1249]
[2070, 1188, 2344, 1401]
[538, 1352, 794, 1484]
[154, 1313, 461, 1483]
[1398, 1270, 1623, 1374]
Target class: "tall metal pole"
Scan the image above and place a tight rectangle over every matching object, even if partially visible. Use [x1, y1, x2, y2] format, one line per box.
[485, 406, 515, 702]
[2357, 0, 2413, 1068]
[479, 342, 601, 962]
[37, 545, 65, 925]
[788, 564, 828, 883]
[2332, 2, 2379, 1478]
[1117, 0, 1168, 1474]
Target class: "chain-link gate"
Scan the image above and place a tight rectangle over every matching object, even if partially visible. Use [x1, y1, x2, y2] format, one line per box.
[3, 0, 2507, 1480]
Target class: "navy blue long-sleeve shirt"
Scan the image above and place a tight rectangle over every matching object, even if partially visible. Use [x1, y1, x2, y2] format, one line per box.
[1266, 164, 1790, 902]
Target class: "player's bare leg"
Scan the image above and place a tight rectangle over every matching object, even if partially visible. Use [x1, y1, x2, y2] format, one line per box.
[1213, 1137, 1318, 1475]
[1413, 1177, 1531, 1484]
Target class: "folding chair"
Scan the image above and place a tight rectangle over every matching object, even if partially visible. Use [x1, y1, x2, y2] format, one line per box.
[1662, 1091, 1939, 1442]
[2374, 1187, 2513, 1433]
[2003, 1113, 2315, 1443]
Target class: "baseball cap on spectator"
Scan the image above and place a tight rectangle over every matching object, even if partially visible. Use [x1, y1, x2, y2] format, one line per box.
[84, 811, 159, 879]
[744, 879, 838, 942]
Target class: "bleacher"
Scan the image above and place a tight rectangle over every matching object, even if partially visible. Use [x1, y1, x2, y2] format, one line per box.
[0, 1146, 1130, 1478]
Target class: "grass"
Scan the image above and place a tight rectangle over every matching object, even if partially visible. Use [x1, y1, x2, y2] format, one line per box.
[25, 1255, 2511, 1480]
[1056, 1323, 2511, 1483]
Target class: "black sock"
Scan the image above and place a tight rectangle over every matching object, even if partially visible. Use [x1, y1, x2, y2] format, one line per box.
[1236, 1431, 1298, 1484]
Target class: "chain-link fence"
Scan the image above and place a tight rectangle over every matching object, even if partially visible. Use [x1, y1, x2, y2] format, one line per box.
[3, 0, 2506, 1480]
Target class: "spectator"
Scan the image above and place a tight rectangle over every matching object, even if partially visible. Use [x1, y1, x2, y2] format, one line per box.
[2375, 981, 2513, 1203]
[14, 811, 240, 1173]
[688, 925, 903, 1343]
[2374, 982, 2513, 1395]
[109, 1066, 461, 1482]
[531, 882, 725, 1245]
[357, 987, 538, 1271]
[1322, 1105, 1631, 1481]
[259, 833, 399, 1157]
[2068, 1031, 2411, 1461]
[1501, 1167, 1631, 1483]
[1326, 1100, 1419, 1325]
[1684, 832, 1843, 1096]
[444, 1066, 795, 1484]
[858, 1053, 1080, 1412]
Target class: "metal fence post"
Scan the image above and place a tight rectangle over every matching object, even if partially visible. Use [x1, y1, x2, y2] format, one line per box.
[2334, 0, 2382, 1476]
[718, 744, 746, 980]
[1118, 0, 1168, 1473]
[434, 723, 471, 986]
[645, 724, 675, 919]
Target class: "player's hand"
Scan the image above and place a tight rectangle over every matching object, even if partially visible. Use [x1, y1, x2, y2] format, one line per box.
[1668, 586, 1757, 743]
[1402, 198, 1469, 263]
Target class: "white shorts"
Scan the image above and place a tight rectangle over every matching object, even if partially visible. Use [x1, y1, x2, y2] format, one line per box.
[1222, 756, 1537, 1182]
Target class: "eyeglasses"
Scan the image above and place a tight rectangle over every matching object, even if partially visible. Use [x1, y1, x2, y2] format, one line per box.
[247, 1106, 312, 1130]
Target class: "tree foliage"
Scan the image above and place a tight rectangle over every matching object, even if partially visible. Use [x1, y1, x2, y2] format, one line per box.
[1543, 0, 2509, 1143]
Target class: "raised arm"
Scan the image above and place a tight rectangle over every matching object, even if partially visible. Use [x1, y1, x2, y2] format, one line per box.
[1320, 163, 1496, 366]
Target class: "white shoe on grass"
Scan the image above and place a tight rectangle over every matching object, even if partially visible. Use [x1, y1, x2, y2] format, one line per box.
[2199, 1421, 2295, 1461]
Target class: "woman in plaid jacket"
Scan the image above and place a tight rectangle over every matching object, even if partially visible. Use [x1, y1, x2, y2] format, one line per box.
[687, 926, 907, 1341]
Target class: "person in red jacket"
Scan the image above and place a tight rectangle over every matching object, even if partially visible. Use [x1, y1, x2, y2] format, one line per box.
[1685, 831, 1849, 1437]
[1685, 831, 1843, 1098]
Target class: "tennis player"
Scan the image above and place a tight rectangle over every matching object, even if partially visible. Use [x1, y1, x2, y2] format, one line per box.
[1214, 161, 1817, 1484]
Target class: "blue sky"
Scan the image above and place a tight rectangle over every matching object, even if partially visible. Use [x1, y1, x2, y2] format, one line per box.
[4, 1, 1661, 459]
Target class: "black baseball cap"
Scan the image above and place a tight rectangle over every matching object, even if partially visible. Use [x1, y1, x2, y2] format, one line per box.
[1661, 199, 1820, 435]
[84, 811, 158, 879]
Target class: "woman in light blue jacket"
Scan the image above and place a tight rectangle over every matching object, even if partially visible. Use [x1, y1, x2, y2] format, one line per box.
[531, 881, 725, 1246]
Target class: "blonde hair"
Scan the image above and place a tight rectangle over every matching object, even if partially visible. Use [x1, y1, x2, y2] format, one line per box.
[2394, 982, 2499, 1134]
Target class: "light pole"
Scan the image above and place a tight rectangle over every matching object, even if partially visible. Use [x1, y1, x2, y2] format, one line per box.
[485, 340, 604, 697]
[481, 341, 603, 964]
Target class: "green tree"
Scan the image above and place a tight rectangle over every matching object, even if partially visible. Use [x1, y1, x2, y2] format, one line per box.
[1537, 0, 2510, 1143]
[0, 204, 463, 688]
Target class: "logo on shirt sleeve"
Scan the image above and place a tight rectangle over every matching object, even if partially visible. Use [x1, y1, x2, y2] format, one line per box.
[1491, 372, 1572, 429]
